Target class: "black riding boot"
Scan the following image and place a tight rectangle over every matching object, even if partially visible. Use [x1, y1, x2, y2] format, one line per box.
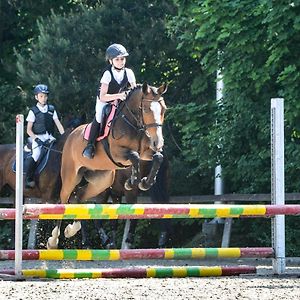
[25, 157, 37, 188]
[82, 118, 100, 159]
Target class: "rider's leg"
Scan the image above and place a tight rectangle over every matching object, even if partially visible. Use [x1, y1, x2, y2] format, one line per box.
[82, 117, 100, 159]
[25, 140, 41, 188]
[25, 157, 37, 188]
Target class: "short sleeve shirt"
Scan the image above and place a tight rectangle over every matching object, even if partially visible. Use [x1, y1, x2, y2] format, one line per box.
[100, 67, 136, 85]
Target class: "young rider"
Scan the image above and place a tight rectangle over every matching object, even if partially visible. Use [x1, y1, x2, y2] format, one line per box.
[25, 84, 65, 188]
[82, 43, 136, 159]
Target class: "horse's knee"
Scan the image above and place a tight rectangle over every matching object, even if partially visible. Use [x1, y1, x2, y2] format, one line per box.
[153, 152, 163, 164]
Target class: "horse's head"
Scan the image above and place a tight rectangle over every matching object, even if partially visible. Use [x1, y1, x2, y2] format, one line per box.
[124, 82, 167, 152]
[141, 82, 167, 151]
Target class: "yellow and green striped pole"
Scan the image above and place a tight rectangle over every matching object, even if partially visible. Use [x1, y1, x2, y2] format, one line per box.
[0, 204, 300, 220]
[0, 265, 256, 279]
[0, 247, 274, 261]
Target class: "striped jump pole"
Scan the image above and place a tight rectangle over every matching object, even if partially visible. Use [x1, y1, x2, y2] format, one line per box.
[0, 204, 300, 220]
[0, 247, 274, 261]
[0, 265, 257, 279]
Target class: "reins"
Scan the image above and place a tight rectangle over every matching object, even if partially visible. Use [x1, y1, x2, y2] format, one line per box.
[115, 87, 163, 134]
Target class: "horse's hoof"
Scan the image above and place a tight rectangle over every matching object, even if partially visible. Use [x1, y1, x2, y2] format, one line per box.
[124, 179, 133, 191]
[64, 222, 81, 238]
[138, 177, 150, 191]
[122, 242, 132, 250]
[47, 237, 58, 249]
[51, 226, 60, 238]
[105, 242, 116, 249]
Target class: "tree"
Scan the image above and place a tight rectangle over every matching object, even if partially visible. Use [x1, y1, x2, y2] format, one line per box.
[168, 0, 300, 193]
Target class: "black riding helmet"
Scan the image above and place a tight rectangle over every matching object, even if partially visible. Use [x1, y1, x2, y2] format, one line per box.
[105, 44, 129, 61]
[33, 84, 49, 95]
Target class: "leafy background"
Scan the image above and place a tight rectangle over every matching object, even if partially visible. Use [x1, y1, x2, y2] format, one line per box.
[1, 0, 300, 254]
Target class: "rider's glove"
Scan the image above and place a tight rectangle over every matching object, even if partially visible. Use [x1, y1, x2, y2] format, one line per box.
[35, 138, 44, 147]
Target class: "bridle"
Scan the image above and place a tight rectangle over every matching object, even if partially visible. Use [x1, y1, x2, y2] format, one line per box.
[116, 88, 164, 136]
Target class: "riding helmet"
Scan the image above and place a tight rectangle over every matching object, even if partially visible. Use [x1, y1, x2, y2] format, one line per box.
[33, 84, 49, 95]
[105, 44, 129, 61]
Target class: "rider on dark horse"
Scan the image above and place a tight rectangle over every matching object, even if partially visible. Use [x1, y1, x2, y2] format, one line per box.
[25, 84, 65, 188]
[82, 43, 136, 159]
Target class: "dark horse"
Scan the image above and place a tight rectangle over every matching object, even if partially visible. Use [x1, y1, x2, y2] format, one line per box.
[47, 82, 168, 249]
[80, 155, 172, 249]
[0, 128, 74, 203]
[0, 117, 82, 248]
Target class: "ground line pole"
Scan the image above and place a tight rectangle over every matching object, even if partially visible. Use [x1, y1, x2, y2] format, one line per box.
[15, 114, 24, 277]
[271, 98, 285, 274]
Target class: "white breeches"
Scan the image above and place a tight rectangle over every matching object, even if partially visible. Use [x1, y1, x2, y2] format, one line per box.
[95, 98, 106, 123]
[31, 133, 55, 162]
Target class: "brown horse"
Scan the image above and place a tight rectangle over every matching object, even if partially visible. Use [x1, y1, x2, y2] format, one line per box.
[47, 82, 168, 248]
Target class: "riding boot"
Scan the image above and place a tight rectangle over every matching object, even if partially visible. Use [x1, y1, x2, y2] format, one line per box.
[25, 157, 37, 188]
[82, 118, 100, 159]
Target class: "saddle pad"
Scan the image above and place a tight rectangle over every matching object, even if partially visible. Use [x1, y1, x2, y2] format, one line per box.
[84, 100, 118, 141]
[12, 140, 55, 175]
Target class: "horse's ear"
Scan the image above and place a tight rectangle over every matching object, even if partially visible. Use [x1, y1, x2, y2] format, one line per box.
[142, 82, 150, 94]
[158, 83, 168, 95]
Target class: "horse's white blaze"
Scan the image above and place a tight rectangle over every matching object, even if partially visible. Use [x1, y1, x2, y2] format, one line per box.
[150, 102, 164, 149]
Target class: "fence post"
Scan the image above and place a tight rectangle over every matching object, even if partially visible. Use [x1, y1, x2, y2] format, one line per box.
[15, 114, 24, 278]
[271, 98, 285, 274]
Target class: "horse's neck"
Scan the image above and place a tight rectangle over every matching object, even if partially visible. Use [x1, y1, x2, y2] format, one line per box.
[121, 90, 141, 120]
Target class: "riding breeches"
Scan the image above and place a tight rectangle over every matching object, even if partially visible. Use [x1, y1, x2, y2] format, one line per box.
[31, 133, 55, 162]
[95, 98, 107, 123]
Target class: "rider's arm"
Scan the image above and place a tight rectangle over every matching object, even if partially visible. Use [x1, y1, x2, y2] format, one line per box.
[99, 83, 126, 102]
[27, 121, 37, 140]
[54, 118, 65, 135]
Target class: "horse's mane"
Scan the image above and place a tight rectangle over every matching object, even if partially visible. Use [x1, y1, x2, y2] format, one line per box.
[124, 84, 143, 101]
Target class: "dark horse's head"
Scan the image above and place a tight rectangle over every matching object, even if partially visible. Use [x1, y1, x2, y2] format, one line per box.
[121, 82, 168, 152]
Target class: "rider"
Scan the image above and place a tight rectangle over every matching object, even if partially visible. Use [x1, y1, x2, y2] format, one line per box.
[25, 84, 65, 188]
[82, 43, 136, 159]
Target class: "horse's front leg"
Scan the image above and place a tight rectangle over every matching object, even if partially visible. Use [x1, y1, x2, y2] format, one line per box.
[139, 152, 163, 191]
[124, 151, 140, 191]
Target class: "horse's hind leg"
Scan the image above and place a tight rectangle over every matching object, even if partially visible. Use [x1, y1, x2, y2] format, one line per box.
[63, 170, 115, 239]
[47, 220, 62, 249]
[79, 170, 115, 201]
[48, 165, 83, 249]
[60, 165, 83, 203]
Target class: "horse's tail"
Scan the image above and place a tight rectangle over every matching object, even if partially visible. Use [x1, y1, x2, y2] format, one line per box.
[149, 156, 170, 204]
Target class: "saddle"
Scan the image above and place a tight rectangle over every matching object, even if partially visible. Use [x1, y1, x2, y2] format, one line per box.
[84, 100, 118, 141]
[12, 139, 56, 176]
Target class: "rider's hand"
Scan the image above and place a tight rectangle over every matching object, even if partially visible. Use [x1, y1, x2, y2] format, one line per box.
[35, 138, 44, 147]
[119, 92, 127, 101]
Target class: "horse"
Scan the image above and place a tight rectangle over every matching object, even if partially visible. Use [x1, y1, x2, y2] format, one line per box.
[0, 117, 83, 202]
[47, 82, 168, 249]
[80, 154, 173, 249]
[0, 116, 83, 248]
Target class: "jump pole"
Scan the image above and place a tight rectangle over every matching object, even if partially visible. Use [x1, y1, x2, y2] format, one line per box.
[0, 265, 257, 279]
[271, 98, 285, 274]
[15, 115, 24, 278]
[0, 247, 274, 261]
[1, 204, 300, 220]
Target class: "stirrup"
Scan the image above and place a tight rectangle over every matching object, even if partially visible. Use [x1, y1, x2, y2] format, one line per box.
[82, 144, 95, 159]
